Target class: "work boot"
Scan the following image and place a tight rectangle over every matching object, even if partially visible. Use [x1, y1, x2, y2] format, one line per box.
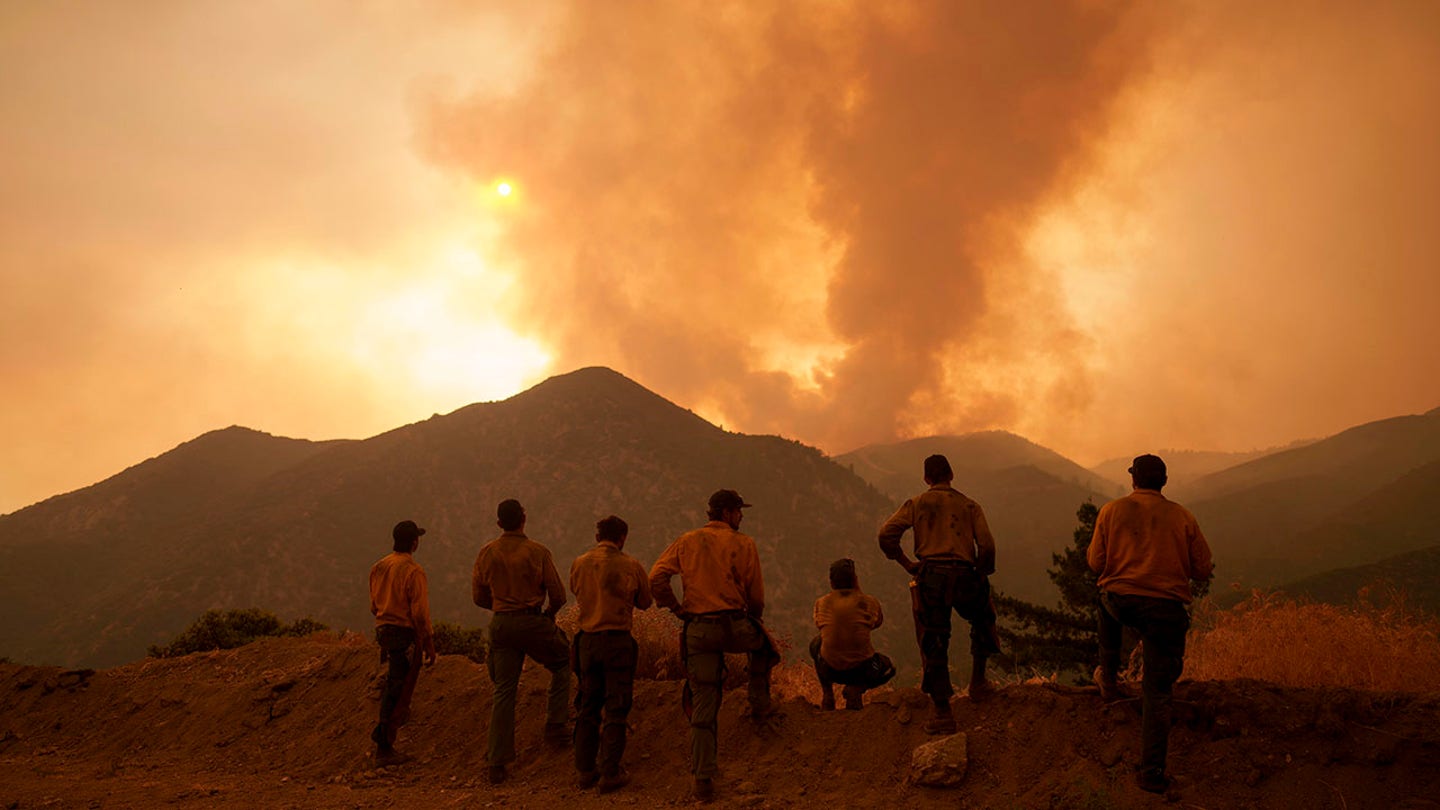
[598, 768, 631, 794]
[842, 685, 864, 711]
[487, 765, 508, 785]
[923, 702, 957, 735]
[1136, 768, 1169, 794]
[374, 747, 411, 766]
[693, 777, 715, 803]
[747, 696, 783, 725]
[967, 674, 996, 702]
[576, 770, 599, 789]
[1093, 666, 1123, 702]
[820, 685, 836, 711]
[544, 722, 571, 747]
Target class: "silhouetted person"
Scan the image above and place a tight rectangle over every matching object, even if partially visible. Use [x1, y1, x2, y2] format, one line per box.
[569, 515, 653, 793]
[878, 453, 999, 735]
[809, 558, 896, 710]
[472, 498, 571, 784]
[368, 519, 436, 763]
[649, 489, 779, 803]
[1089, 453, 1214, 794]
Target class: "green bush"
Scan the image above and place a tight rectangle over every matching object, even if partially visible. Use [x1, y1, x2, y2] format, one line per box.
[286, 617, 330, 637]
[148, 608, 330, 658]
[432, 621, 486, 664]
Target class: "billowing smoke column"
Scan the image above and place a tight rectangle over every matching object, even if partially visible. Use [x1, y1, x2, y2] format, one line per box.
[423, 1, 1159, 451]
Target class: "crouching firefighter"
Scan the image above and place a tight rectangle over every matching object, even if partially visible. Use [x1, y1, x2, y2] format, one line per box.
[810, 558, 896, 710]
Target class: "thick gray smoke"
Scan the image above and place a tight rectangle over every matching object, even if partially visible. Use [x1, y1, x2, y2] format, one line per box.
[423, 1, 1161, 451]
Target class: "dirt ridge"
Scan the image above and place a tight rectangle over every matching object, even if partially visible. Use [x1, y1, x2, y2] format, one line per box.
[2, 634, 1438, 808]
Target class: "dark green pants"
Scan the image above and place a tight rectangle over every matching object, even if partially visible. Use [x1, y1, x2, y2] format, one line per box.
[684, 614, 778, 778]
[1099, 592, 1190, 777]
[912, 560, 1000, 700]
[808, 635, 896, 690]
[372, 624, 415, 748]
[487, 612, 571, 767]
[573, 630, 637, 779]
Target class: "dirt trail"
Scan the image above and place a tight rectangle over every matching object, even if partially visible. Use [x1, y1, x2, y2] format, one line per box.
[2, 633, 1438, 809]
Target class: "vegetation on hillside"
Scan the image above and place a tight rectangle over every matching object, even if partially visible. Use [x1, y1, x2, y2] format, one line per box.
[430, 622, 488, 663]
[148, 608, 330, 658]
[149, 608, 489, 663]
[992, 502, 1102, 678]
[1187, 587, 1440, 691]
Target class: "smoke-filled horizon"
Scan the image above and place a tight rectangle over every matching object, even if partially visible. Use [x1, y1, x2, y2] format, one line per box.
[3, 1, 1439, 514]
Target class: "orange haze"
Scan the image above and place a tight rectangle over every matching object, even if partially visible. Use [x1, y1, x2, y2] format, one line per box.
[3, 1, 1439, 514]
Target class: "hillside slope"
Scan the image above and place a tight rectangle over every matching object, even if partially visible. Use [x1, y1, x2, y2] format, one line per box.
[0, 368, 900, 669]
[1088, 446, 1305, 501]
[837, 433, 1121, 604]
[1280, 544, 1440, 615]
[1191, 415, 1440, 587]
[2, 634, 1437, 809]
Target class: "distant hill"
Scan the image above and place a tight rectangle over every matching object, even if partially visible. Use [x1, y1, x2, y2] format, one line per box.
[1188, 411, 1440, 587]
[0, 368, 903, 668]
[1087, 444, 1309, 501]
[836, 432, 1122, 604]
[1278, 544, 1440, 616]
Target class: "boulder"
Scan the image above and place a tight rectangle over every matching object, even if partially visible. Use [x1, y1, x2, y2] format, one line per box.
[910, 732, 968, 788]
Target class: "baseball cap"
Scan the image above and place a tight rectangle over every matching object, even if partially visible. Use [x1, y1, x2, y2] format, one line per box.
[392, 520, 426, 543]
[1127, 454, 1167, 478]
[708, 489, 752, 511]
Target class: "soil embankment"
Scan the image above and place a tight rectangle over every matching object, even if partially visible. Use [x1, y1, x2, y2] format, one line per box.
[2, 633, 1438, 808]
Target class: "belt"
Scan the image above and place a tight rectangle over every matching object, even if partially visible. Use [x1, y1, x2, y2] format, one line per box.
[689, 610, 746, 623]
[496, 606, 544, 615]
[920, 558, 974, 568]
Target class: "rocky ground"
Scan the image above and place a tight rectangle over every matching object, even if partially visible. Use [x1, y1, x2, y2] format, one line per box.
[2, 633, 1438, 809]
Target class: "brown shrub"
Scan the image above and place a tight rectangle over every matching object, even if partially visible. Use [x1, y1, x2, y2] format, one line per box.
[1185, 587, 1440, 692]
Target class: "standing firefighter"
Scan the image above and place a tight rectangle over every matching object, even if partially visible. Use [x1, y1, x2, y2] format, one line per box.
[472, 498, 572, 785]
[1088, 453, 1214, 794]
[649, 489, 780, 803]
[368, 519, 437, 763]
[569, 514, 653, 793]
[810, 558, 896, 710]
[878, 453, 1000, 735]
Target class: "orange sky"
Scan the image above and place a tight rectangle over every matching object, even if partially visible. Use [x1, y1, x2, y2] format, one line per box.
[3, 1, 1439, 515]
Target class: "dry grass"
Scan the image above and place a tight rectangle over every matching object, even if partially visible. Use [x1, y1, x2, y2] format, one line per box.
[1186, 587, 1440, 692]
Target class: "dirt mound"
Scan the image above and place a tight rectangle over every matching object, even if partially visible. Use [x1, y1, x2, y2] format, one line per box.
[2, 634, 1438, 808]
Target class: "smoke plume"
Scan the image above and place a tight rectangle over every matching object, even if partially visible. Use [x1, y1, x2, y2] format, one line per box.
[423, 2, 1162, 451]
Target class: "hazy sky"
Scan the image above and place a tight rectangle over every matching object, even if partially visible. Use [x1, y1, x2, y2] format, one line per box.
[3, 1, 1438, 514]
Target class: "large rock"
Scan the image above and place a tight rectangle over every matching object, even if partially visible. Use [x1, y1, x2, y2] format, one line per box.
[910, 732, 968, 787]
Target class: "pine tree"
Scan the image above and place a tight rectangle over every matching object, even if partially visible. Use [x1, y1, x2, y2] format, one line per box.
[994, 499, 1209, 680]
[992, 501, 1101, 677]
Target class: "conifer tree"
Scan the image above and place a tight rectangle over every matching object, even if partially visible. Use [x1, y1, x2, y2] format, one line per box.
[993, 502, 1101, 676]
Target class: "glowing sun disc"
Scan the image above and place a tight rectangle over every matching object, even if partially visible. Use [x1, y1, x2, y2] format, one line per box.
[496, 182, 513, 197]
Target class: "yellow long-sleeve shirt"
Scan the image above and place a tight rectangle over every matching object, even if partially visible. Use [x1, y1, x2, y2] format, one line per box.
[878, 483, 997, 573]
[1088, 489, 1214, 603]
[649, 521, 765, 616]
[570, 541, 654, 633]
[471, 531, 566, 613]
[814, 588, 883, 669]
[369, 551, 433, 648]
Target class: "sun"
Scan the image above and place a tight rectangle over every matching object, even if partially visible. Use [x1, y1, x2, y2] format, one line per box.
[496, 182, 513, 197]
